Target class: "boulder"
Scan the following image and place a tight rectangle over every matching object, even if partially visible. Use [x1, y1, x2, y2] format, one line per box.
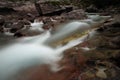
[61, 9, 87, 20]
[86, 5, 98, 13]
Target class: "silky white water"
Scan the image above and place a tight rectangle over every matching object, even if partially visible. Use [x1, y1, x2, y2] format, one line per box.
[0, 15, 109, 80]
[0, 32, 90, 80]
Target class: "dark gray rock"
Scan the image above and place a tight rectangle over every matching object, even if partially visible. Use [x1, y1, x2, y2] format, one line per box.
[4, 22, 13, 28]
[61, 9, 87, 20]
[0, 7, 16, 15]
[0, 15, 5, 26]
[86, 5, 98, 13]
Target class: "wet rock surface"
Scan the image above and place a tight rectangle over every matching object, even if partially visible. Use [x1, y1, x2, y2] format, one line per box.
[81, 21, 120, 80]
[61, 9, 87, 20]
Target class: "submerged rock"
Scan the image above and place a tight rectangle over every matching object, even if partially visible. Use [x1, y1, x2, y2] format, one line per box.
[14, 32, 25, 38]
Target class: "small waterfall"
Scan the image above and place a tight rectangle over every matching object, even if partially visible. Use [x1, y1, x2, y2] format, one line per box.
[44, 15, 110, 45]
[17, 30, 51, 44]
[44, 21, 90, 45]
[30, 20, 44, 32]
[0, 15, 110, 80]
[0, 32, 89, 80]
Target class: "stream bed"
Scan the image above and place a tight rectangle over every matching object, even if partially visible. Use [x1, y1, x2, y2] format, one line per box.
[0, 14, 120, 80]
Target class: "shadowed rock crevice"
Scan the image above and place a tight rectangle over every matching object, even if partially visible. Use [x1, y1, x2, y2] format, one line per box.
[0, 7, 16, 14]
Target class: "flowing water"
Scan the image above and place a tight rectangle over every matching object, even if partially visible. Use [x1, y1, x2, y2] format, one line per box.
[0, 15, 110, 80]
